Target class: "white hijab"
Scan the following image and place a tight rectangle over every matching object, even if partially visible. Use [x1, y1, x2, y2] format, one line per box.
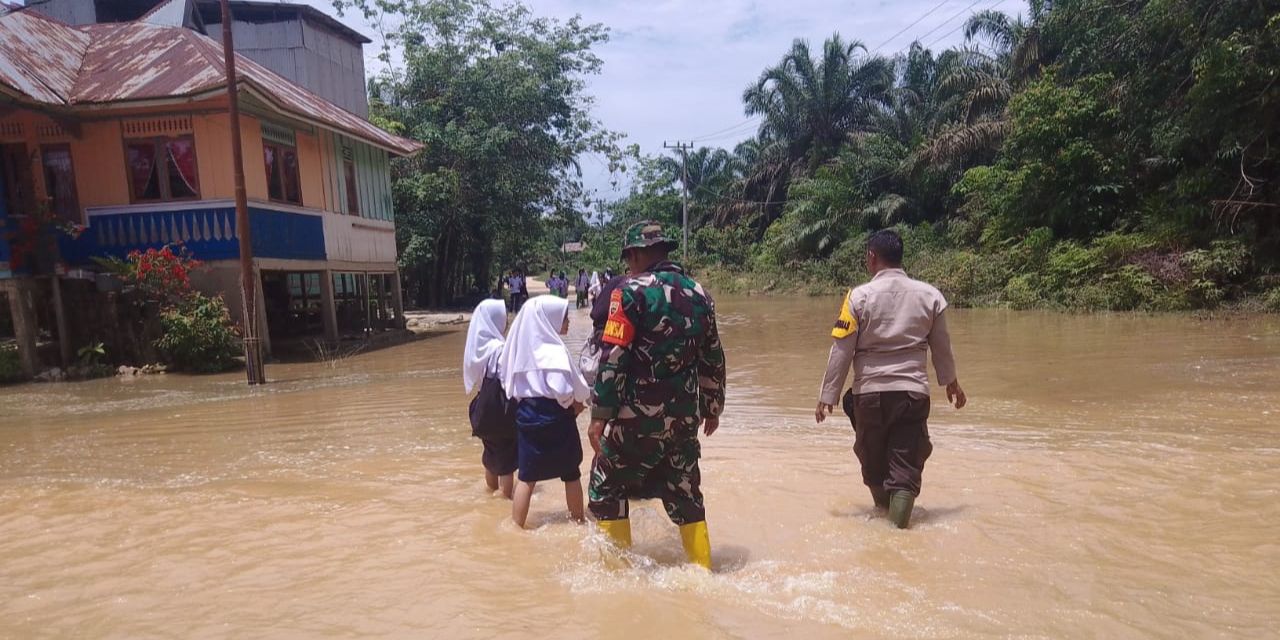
[499, 295, 589, 405]
[462, 299, 507, 394]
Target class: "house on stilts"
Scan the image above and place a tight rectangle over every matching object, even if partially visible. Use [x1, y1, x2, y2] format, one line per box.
[0, 0, 421, 379]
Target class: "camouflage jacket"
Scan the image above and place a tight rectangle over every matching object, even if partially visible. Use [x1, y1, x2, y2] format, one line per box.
[590, 261, 726, 422]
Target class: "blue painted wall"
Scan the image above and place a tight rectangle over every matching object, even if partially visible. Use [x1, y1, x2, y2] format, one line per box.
[59, 204, 327, 265]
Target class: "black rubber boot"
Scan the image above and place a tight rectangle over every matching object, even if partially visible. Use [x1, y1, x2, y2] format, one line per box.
[888, 491, 915, 529]
[869, 486, 890, 510]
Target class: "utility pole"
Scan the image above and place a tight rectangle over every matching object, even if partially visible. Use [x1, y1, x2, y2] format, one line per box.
[221, 0, 265, 385]
[663, 141, 693, 260]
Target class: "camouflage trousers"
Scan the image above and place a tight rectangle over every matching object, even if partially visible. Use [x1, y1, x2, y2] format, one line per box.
[588, 415, 704, 525]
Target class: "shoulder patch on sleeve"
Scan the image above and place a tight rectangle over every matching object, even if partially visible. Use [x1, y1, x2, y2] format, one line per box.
[831, 292, 858, 339]
[602, 288, 636, 347]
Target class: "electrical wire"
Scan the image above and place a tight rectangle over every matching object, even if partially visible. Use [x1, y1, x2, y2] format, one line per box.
[872, 0, 952, 52]
[912, 0, 987, 45]
[927, 0, 1006, 49]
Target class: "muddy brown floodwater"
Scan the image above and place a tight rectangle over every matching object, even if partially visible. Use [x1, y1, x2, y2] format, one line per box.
[2, 297, 1279, 638]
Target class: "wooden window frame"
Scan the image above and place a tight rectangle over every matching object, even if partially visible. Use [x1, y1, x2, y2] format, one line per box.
[343, 158, 360, 216]
[39, 143, 81, 224]
[0, 143, 35, 217]
[123, 135, 202, 203]
[263, 141, 303, 206]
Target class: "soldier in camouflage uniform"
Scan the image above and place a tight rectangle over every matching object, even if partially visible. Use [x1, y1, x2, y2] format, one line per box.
[587, 220, 726, 569]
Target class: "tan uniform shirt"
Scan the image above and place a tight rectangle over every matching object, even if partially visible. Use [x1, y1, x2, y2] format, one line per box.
[819, 268, 957, 405]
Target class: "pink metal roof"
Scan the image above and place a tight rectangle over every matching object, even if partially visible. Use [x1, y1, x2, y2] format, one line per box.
[0, 9, 421, 156]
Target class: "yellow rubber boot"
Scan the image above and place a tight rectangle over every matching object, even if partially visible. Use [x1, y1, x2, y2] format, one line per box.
[679, 521, 712, 570]
[597, 518, 632, 549]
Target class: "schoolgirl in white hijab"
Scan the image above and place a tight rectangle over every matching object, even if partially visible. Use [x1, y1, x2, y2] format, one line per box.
[499, 296, 590, 407]
[463, 298, 517, 498]
[463, 299, 507, 394]
[498, 295, 588, 528]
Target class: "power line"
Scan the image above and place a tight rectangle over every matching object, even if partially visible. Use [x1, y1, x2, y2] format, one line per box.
[912, 0, 986, 45]
[872, 0, 951, 52]
[688, 116, 762, 143]
[927, 0, 1006, 48]
[692, 164, 901, 207]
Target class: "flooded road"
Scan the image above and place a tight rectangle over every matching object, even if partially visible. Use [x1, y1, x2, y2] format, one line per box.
[2, 297, 1278, 638]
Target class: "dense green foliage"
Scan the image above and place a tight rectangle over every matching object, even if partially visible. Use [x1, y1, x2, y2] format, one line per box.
[0, 346, 21, 384]
[593, 0, 1279, 311]
[336, 0, 625, 306]
[156, 293, 242, 373]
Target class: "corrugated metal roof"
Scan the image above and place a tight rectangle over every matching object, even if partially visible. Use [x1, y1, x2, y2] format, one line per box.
[0, 9, 90, 103]
[75, 23, 225, 102]
[0, 9, 420, 156]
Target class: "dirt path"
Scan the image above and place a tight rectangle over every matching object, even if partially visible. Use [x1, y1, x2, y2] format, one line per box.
[403, 278, 551, 332]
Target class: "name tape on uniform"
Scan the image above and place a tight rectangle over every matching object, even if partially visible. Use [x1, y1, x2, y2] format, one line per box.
[602, 289, 636, 346]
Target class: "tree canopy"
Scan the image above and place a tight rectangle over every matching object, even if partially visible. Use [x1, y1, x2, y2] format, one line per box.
[345, 0, 1280, 311]
[607, 0, 1279, 310]
[335, 0, 625, 306]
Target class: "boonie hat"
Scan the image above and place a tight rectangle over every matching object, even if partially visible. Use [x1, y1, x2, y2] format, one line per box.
[621, 220, 678, 256]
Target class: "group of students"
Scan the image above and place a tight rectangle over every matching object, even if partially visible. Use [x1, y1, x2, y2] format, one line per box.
[463, 296, 589, 527]
[505, 267, 618, 311]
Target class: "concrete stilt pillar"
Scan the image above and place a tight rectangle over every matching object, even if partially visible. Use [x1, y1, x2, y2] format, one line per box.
[319, 269, 338, 342]
[391, 271, 406, 330]
[5, 279, 40, 377]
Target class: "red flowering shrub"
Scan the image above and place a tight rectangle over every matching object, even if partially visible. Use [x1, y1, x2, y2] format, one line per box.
[122, 244, 204, 303]
[95, 243, 239, 372]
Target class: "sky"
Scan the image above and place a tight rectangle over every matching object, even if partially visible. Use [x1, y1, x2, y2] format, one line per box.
[297, 0, 1031, 198]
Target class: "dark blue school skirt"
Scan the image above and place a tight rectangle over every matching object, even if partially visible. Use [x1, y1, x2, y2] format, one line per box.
[515, 397, 583, 483]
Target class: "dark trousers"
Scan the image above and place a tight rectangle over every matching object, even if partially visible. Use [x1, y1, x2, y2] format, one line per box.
[842, 390, 933, 496]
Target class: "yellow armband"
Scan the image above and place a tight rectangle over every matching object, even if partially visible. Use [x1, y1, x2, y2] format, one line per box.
[831, 296, 857, 339]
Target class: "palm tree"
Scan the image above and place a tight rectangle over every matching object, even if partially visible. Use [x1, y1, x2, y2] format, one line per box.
[712, 34, 893, 228]
[658, 147, 738, 227]
[913, 4, 1048, 170]
[743, 34, 895, 173]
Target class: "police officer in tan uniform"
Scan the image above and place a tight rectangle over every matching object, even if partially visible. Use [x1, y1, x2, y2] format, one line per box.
[815, 230, 967, 529]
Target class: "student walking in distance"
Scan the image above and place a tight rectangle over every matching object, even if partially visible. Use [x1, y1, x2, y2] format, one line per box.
[815, 229, 966, 529]
[588, 221, 726, 569]
[463, 299, 517, 499]
[500, 296, 589, 528]
[507, 269, 529, 313]
[588, 270, 602, 306]
[575, 269, 591, 309]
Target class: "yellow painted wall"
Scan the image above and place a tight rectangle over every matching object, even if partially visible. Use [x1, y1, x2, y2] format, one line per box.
[3, 107, 330, 215]
[191, 113, 232, 200]
[295, 130, 326, 210]
[190, 113, 269, 202]
[72, 121, 129, 209]
[239, 115, 268, 202]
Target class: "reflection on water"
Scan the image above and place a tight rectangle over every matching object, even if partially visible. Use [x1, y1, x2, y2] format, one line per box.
[2, 298, 1279, 638]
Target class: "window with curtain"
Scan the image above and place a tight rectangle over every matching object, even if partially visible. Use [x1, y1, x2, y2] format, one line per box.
[40, 145, 80, 223]
[125, 136, 199, 202]
[263, 142, 302, 205]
